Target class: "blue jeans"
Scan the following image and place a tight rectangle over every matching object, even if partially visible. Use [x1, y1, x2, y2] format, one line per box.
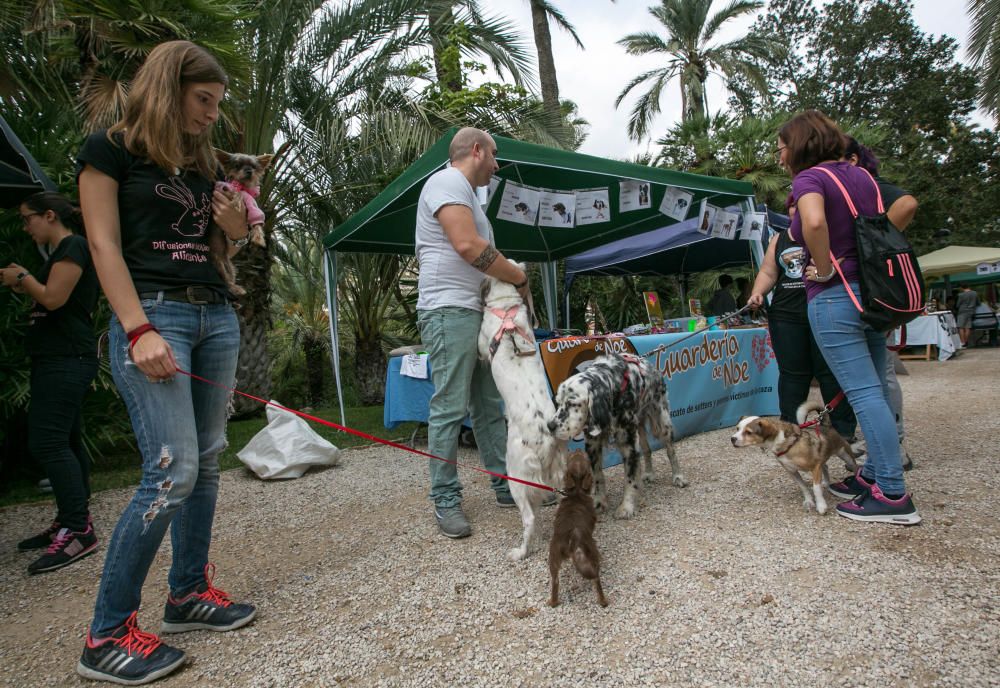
[91, 296, 239, 635]
[808, 283, 905, 494]
[417, 307, 509, 508]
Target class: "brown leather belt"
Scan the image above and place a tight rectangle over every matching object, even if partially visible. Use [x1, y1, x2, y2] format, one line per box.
[139, 287, 229, 305]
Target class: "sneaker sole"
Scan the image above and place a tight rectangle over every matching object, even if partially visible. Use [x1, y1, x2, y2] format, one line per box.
[76, 654, 186, 686]
[836, 509, 922, 525]
[495, 501, 517, 509]
[28, 542, 99, 575]
[160, 608, 257, 634]
[827, 487, 863, 500]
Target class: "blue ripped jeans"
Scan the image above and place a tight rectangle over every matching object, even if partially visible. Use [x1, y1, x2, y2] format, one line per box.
[90, 296, 239, 636]
[808, 282, 905, 494]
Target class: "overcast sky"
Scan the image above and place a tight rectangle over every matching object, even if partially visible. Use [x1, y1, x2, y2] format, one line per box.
[475, 0, 988, 158]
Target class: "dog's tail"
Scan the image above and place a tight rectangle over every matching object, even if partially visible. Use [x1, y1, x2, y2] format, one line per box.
[795, 400, 828, 426]
[571, 541, 601, 580]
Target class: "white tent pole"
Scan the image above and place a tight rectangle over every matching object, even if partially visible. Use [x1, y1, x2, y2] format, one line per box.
[539, 261, 558, 329]
[323, 249, 346, 427]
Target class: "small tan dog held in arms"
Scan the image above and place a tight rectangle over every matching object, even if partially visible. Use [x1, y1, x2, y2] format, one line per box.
[210, 150, 273, 296]
[730, 400, 860, 515]
[548, 451, 608, 608]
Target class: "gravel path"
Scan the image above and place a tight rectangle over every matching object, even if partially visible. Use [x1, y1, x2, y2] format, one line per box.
[1, 348, 998, 687]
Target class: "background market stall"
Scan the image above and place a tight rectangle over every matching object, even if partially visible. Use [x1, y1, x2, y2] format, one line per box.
[322, 128, 756, 422]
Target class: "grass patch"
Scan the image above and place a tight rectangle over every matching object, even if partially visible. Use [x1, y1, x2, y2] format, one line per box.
[0, 404, 422, 510]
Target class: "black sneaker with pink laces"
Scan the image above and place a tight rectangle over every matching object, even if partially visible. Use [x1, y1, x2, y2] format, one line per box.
[27, 524, 98, 575]
[160, 563, 256, 634]
[77, 611, 185, 685]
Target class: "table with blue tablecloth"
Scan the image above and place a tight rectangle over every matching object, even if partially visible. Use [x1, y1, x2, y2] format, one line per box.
[384, 328, 779, 465]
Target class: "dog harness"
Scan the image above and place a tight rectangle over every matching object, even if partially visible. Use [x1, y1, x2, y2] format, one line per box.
[487, 306, 536, 361]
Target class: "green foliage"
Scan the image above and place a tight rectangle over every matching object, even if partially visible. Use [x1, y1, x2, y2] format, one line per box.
[968, 0, 1000, 121]
[724, 0, 1000, 251]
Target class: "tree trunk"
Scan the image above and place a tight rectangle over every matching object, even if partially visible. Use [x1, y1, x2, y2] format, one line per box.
[530, 0, 560, 120]
[353, 336, 387, 405]
[232, 241, 272, 417]
[429, 4, 463, 92]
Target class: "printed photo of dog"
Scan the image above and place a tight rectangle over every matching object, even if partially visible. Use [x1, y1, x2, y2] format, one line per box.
[730, 400, 860, 515]
[548, 451, 607, 608]
[548, 353, 687, 519]
[209, 150, 273, 296]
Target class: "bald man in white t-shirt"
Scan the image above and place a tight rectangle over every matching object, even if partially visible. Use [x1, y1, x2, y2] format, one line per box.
[415, 127, 530, 539]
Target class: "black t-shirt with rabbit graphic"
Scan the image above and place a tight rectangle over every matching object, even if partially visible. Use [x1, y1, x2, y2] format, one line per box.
[76, 131, 227, 295]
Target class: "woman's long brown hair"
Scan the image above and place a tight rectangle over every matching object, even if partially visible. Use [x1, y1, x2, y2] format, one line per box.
[109, 40, 228, 180]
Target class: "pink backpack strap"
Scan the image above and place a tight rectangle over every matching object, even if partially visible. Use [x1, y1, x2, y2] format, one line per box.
[812, 166, 866, 314]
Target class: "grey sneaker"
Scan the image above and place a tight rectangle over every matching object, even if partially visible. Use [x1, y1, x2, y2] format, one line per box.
[496, 491, 558, 508]
[434, 505, 471, 539]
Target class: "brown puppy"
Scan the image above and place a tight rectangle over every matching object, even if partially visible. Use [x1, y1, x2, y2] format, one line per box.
[730, 400, 859, 515]
[210, 151, 273, 296]
[548, 451, 608, 607]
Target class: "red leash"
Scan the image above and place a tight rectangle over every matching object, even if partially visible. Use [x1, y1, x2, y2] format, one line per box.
[174, 368, 558, 493]
[798, 390, 846, 431]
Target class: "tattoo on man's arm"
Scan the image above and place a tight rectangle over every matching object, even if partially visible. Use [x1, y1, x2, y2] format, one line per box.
[471, 245, 499, 272]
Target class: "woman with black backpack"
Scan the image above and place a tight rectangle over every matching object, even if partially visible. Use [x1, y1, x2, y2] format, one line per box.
[779, 110, 920, 525]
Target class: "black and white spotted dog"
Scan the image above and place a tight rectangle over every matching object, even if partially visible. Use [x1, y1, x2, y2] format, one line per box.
[547, 354, 687, 518]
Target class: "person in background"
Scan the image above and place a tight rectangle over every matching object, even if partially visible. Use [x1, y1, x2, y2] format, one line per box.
[844, 137, 916, 469]
[2, 192, 99, 575]
[707, 274, 737, 316]
[735, 277, 752, 309]
[75, 40, 255, 685]
[748, 194, 857, 440]
[415, 126, 535, 540]
[955, 284, 979, 347]
[780, 109, 919, 525]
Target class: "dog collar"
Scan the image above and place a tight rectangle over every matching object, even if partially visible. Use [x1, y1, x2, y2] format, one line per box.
[487, 305, 536, 361]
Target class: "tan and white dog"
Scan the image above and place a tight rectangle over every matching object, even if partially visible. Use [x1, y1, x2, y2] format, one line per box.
[730, 401, 860, 515]
[478, 268, 565, 560]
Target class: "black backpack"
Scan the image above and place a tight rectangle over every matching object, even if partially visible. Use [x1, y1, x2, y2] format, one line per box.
[816, 166, 926, 333]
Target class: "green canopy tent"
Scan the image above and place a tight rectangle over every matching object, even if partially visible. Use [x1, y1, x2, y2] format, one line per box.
[321, 128, 756, 421]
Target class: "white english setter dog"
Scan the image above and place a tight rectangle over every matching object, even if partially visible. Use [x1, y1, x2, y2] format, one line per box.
[478, 271, 565, 561]
[548, 354, 687, 519]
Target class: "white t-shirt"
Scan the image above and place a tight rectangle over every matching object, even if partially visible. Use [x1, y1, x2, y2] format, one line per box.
[415, 166, 494, 311]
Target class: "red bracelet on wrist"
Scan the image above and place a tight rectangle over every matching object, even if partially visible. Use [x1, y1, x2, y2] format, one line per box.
[127, 323, 159, 351]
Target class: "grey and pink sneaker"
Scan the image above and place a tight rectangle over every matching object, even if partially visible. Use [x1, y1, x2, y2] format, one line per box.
[828, 469, 873, 500]
[835, 484, 921, 525]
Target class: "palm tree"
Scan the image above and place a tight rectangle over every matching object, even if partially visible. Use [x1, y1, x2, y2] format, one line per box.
[968, 0, 1000, 121]
[654, 113, 789, 205]
[614, 0, 782, 140]
[223, 0, 437, 414]
[526, 0, 584, 119]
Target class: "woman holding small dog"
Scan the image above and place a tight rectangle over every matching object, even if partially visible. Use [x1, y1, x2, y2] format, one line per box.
[3, 192, 99, 575]
[778, 110, 920, 525]
[76, 41, 255, 684]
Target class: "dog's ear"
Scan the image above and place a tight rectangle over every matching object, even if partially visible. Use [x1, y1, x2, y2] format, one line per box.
[256, 153, 274, 170]
[588, 386, 611, 436]
[215, 149, 232, 165]
[479, 277, 491, 304]
[581, 466, 593, 492]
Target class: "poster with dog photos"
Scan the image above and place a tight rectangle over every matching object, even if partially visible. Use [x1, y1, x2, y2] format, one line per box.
[740, 212, 767, 241]
[574, 188, 611, 225]
[711, 209, 739, 239]
[619, 180, 651, 212]
[496, 181, 541, 226]
[479, 176, 502, 209]
[538, 190, 577, 227]
[696, 198, 717, 235]
[658, 186, 694, 222]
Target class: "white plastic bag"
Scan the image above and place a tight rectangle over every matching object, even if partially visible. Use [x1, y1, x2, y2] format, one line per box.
[237, 401, 341, 479]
